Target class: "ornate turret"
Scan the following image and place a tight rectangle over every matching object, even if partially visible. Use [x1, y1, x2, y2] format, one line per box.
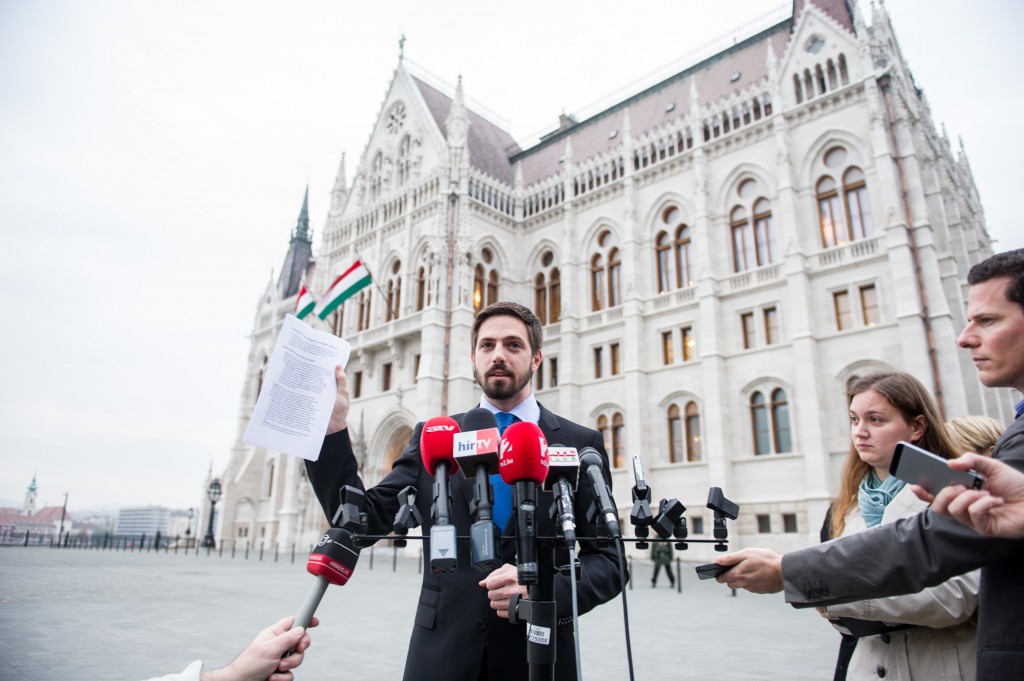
[276, 187, 314, 299]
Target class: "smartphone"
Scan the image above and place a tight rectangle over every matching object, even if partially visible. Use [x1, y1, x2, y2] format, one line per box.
[695, 563, 733, 580]
[890, 441, 984, 494]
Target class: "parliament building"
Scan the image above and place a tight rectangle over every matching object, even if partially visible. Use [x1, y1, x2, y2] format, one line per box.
[211, 0, 1011, 560]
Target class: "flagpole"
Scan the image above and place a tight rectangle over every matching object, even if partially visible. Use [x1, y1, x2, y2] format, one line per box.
[353, 248, 398, 321]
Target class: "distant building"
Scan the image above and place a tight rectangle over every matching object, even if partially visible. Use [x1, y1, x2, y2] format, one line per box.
[217, 0, 1007, 558]
[0, 477, 73, 544]
[115, 506, 170, 539]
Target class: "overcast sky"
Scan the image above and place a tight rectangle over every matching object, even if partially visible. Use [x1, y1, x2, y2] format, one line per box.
[1, 0, 1021, 514]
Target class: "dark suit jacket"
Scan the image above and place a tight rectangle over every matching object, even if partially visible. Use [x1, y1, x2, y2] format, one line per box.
[783, 414, 1024, 681]
[306, 403, 624, 681]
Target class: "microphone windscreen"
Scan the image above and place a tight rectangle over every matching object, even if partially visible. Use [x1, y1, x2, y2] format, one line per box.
[420, 416, 461, 475]
[499, 421, 549, 485]
[461, 407, 498, 432]
[306, 527, 360, 586]
[579, 447, 604, 472]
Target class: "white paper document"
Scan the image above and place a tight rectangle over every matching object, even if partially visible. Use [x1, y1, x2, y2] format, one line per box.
[243, 314, 351, 461]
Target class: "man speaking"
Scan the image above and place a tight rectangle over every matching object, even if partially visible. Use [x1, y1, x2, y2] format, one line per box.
[306, 302, 623, 680]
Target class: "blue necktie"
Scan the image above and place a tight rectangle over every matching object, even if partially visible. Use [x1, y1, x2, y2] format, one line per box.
[490, 412, 518, 531]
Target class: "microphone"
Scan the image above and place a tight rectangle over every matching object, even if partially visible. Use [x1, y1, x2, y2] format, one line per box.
[453, 408, 502, 572]
[420, 416, 461, 575]
[579, 447, 621, 539]
[545, 445, 580, 548]
[293, 527, 360, 631]
[499, 421, 549, 585]
[629, 455, 654, 547]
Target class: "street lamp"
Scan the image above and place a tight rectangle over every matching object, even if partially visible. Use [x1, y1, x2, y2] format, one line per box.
[201, 479, 222, 548]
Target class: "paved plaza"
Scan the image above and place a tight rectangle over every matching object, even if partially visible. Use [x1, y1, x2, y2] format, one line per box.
[0, 546, 838, 680]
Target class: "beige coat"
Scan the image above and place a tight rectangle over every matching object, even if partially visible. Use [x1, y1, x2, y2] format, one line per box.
[826, 486, 980, 680]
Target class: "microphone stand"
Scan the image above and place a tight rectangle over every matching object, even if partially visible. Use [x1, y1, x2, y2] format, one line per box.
[510, 536, 557, 681]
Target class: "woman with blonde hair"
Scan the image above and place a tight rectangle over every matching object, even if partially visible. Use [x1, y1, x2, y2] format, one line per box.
[947, 415, 1004, 457]
[821, 371, 979, 681]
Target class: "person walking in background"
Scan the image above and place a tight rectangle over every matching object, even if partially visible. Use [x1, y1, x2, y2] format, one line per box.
[817, 371, 979, 681]
[947, 415, 1004, 457]
[650, 540, 675, 588]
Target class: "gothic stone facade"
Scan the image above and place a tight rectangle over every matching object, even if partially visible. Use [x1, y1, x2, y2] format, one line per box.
[217, 0, 1010, 559]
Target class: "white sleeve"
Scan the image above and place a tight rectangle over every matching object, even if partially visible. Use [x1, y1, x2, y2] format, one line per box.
[139, 660, 203, 681]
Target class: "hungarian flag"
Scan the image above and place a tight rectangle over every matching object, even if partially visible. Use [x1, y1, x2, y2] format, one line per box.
[294, 285, 316, 320]
[314, 260, 373, 320]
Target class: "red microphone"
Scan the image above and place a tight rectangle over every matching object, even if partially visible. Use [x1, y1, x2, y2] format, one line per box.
[293, 528, 360, 631]
[499, 421, 549, 584]
[420, 416, 461, 574]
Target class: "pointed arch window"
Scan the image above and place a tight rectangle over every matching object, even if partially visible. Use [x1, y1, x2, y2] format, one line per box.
[817, 148, 874, 248]
[608, 248, 622, 307]
[591, 254, 606, 311]
[753, 198, 775, 266]
[535, 273, 548, 325]
[331, 308, 344, 337]
[597, 415, 609, 452]
[385, 260, 402, 322]
[474, 247, 499, 313]
[730, 206, 754, 273]
[656, 231, 672, 294]
[667, 404, 682, 463]
[591, 229, 621, 311]
[487, 270, 498, 307]
[655, 206, 693, 292]
[357, 290, 372, 331]
[675, 224, 693, 287]
[549, 268, 561, 324]
[751, 391, 770, 456]
[771, 388, 792, 453]
[817, 176, 844, 248]
[266, 462, 275, 498]
[474, 265, 486, 313]
[416, 267, 426, 311]
[843, 167, 873, 240]
[533, 250, 561, 325]
[751, 387, 793, 455]
[685, 401, 702, 462]
[730, 179, 776, 272]
[612, 412, 626, 469]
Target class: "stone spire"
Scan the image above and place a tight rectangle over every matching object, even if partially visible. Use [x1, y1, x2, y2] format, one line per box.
[276, 187, 315, 299]
[446, 75, 470, 185]
[330, 153, 348, 214]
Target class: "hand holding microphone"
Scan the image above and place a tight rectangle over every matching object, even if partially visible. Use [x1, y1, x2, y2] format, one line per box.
[293, 527, 360, 632]
[421, 416, 461, 575]
[499, 421, 549, 585]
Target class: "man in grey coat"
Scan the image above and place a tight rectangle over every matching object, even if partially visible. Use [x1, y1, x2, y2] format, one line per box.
[714, 248, 1024, 681]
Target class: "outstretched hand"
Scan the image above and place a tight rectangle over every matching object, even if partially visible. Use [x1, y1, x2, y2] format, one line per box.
[714, 548, 785, 594]
[920, 453, 1024, 539]
[203, 615, 319, 681]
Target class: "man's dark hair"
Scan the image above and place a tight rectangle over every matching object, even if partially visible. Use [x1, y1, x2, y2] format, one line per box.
[967, 248, 1024, 308]
[471, 301, 543, 354]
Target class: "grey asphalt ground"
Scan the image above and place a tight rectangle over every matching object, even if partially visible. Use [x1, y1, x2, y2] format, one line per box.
[0, 545, 837, 680]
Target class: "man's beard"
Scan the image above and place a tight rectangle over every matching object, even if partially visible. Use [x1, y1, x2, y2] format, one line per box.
[474, 363, 533, 401]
